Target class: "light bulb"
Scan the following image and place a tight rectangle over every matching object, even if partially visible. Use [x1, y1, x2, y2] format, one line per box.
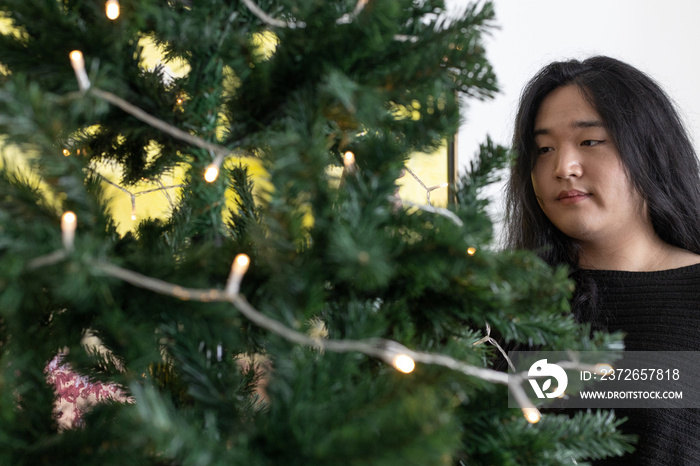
[234, 253, 250, 270]
[343, 151, 355, 171]
[130, 195, 137, 221]
[204, 165, 219, 183]
[69, 50, 83, 63]
[523, 407, 541, 424]
[392, 354, 415, 374]
[467, 247, 476, 256]
[225, 253, 250, 296]
[69, 50, 91, 90]
[105, 0, 120, 20]
[63, 149, 70, 156]
[61, 211, 77, 250]
[62, 211, 77, 224]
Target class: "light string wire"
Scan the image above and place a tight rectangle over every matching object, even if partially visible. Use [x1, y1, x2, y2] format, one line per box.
[25, 253, 534, 413]
[90, 170, 184, 217]
[240, 0, 418, 42]
[240, 0, 366, 28]
[27, 247, 603, 422]
[89, 88, 234, 160]
[403, 165, 450, 206]
[63, 42, 570, 422]
[392, 197, 463, 227]
[27, 247, 604, 422]
[474, 322, 515, 371]
[27, 234, 552, 422]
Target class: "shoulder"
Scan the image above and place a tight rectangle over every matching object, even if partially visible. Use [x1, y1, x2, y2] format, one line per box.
[661, 247, 700, 270]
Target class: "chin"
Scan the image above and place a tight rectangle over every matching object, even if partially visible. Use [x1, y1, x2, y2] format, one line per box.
[555, 225, 596, 243]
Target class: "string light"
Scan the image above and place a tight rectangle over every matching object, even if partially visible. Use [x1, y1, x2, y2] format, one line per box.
[69, 50, 91, 91]
[522, 407, 541, 424]
[595, 363, 613, 375]
[336, 0, 369, 24]
[130, 195, 137, 221]
[61, 211, 77, 251]
[173, 93, 186, 112]
[63, 149, 70, 157]
[467, 247, 476, 256]
[343, 151, 355, 173]
[240, 0, 306, 28]
[55, 37, 549, 426]
[392, 354, 416, 374]
[204, 165, 219, 183]
[403, 166, 449, 206]
[71, 261, 556, 422]
[205, 152, 225, 183]
[105, 0, 120, 20]
[61, 60, 532, 417]
[90, 170, 183, 225]
[225, 254, 250, 296]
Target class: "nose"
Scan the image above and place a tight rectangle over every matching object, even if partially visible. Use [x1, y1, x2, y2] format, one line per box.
[553, 146, 582, 180]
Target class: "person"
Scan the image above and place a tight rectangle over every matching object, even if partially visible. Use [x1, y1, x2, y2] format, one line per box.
[505, 55, 700, 465]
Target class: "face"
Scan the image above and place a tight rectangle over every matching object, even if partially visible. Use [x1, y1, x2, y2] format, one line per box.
[530, 85, 650, 246]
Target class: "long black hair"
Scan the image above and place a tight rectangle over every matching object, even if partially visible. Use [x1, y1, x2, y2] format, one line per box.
[506, 55, 700, 264]
[505, 56, 700, 318]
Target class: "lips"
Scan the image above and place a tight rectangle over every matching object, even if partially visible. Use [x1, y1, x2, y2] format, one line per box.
[556, 190, 591, 204]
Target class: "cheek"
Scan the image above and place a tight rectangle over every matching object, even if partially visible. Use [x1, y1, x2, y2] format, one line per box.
[605, 164, 642, 208]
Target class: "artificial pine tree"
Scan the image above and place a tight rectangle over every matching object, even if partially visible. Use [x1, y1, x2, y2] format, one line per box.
[0, 0, 634, 464]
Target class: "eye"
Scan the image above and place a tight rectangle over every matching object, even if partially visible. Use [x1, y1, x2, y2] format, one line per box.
[537, 146, 553, 155]
[581, 140, 603, 147]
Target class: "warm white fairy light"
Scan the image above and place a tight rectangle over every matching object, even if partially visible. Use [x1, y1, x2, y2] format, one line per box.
[523, 407, 541, 424]
[105, 0, 120, 20]
[392, 354, 416, 374]
[130, 195, 137, 221]
[60, 62, 542, 419]
[467, 247, 476, 256]
[63, 149, 70, 157]
[69, 50, 91, 91]
[225, 254, 250, 296]
[61, 211, 77, 251]
[205, 152, 225, 183]
[343, 151, 355, 172]
[204, 165, 219, 183]
[62, 259, 567, 421]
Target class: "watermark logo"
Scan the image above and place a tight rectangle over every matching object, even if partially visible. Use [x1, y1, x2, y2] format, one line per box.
[528, 359, 568, 398]
[509, 351, 699, 408]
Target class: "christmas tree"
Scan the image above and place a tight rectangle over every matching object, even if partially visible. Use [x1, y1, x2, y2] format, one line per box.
[0, 0, 634, 464]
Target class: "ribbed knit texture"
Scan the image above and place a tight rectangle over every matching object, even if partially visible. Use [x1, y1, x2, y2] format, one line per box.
[576, 263, 700, 465]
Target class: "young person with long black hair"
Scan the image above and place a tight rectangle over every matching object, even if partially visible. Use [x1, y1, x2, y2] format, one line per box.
[505, 56, 700, 465]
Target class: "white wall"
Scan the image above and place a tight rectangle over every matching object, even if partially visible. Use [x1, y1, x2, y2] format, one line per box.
[446, 0, 700, 231]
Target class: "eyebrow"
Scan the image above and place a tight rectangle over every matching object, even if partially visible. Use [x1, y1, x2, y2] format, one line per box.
[533, 120, 605, 137]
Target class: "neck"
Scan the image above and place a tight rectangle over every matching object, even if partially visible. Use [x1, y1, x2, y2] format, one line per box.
[577, 223, 700, 271]
[577, 229, 674, 272]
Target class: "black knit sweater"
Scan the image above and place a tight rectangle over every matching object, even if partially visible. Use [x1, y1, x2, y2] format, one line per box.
[575, 263, 700, 465]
